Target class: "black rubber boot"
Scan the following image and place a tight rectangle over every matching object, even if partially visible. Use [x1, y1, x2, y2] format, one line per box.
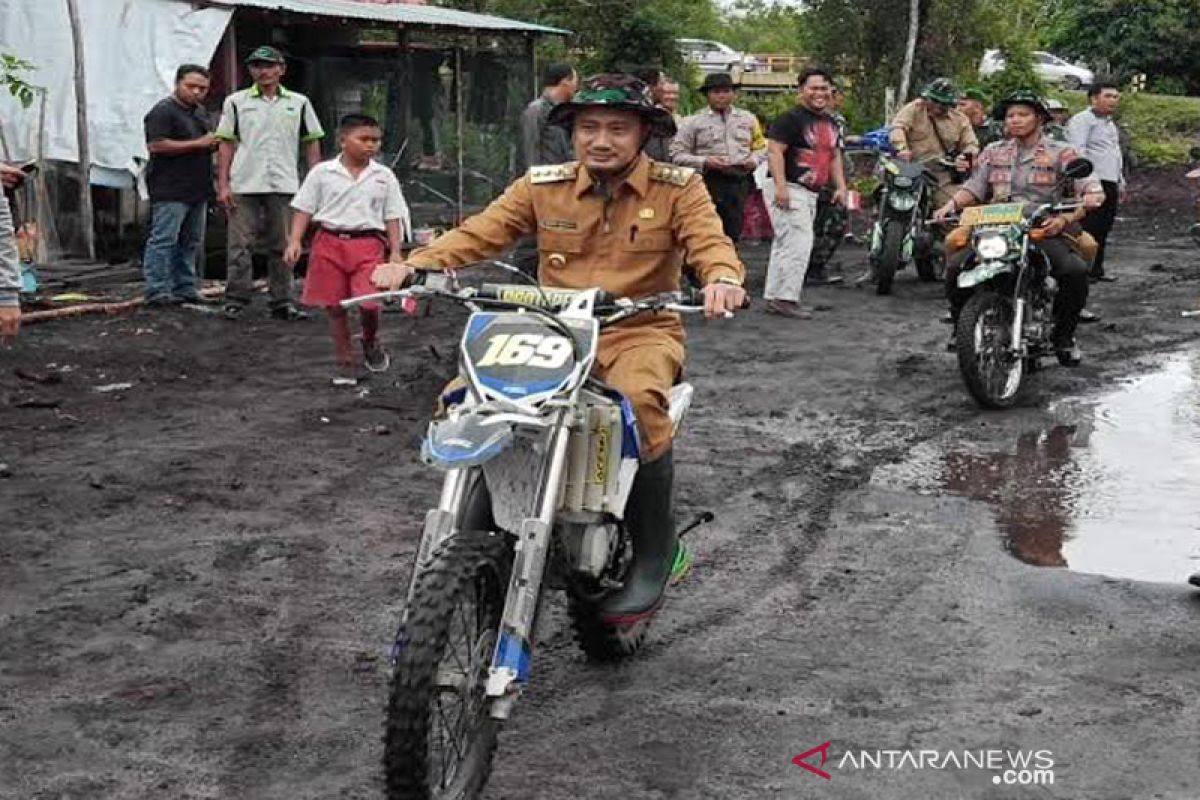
[599, 450, 676, 622]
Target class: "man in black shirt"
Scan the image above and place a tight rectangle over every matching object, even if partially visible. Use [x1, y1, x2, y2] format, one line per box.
[142, 64, 216, 305]
[763, 68, 846, 317]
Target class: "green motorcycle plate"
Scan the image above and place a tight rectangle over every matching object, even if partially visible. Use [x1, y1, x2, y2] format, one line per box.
[961, 202, 1024, 227]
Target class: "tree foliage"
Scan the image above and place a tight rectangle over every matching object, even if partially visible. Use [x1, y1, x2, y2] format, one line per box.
[1, 54, 37, 109]
[1043, 0, 1200, 94]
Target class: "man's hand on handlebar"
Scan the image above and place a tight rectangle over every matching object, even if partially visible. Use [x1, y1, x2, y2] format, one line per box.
[954, 153, 973, 173]
[701, 281, 746, 319]
[372, 262, 416, 292]
[1038, 215, 1068, 238]
[933, 201, 958, 222]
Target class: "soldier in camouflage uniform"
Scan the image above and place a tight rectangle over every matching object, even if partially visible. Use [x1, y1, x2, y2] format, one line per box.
[959, 87, 1003, 149]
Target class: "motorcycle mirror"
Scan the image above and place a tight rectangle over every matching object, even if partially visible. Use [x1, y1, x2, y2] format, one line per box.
[1189, 146, 1200, 162]
[1063, 158, 1093, 180]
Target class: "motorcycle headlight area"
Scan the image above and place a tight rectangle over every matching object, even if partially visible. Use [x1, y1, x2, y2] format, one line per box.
[888, 192, 917, 212]
[974, 231, 1010, 260]
[422, 414, 516, 469]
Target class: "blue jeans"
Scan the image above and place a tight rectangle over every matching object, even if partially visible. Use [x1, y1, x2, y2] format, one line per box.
[143, 201, 206, 301]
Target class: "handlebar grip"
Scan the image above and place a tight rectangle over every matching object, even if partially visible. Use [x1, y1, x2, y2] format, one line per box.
[681, 285, 753, 309]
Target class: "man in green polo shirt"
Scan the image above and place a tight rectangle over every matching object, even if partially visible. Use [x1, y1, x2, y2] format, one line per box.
[215, 46, 324, 320]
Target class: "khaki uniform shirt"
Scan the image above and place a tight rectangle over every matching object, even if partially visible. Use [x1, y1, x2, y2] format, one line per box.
[407, 154, 744, 335]
[291, 157, 410, 235]
[889, 100, 980, 162]
[215, 85, 325, 195]
[962, 135, 1100, 207]
[670, 107, 765, 172]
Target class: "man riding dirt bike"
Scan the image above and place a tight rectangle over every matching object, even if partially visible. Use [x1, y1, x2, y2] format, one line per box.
[370, 73, 746, 798]
[876, 79, 979, 287]
[935, 90, 1104, 368]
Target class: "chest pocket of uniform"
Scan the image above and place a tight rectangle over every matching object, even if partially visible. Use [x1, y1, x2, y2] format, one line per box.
[989, 169, 1013, 186]
[733, 124, 753, 147]
[619, 228, 673, 253]
[1031, 166, 1057, 186]
[537, 230, 585, 254]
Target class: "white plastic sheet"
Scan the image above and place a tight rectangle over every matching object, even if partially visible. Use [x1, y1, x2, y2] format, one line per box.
[0, 0, 232, 175]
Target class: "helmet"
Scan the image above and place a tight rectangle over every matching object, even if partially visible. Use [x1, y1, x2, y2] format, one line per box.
[548, 73, 677, 138]
[1044, 98, 1068, 112]
[919, 78, 961, 106]
[992, 89, 1051, 122]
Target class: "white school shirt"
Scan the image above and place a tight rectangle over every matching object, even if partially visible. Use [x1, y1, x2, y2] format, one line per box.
[290, 156, 411, 237]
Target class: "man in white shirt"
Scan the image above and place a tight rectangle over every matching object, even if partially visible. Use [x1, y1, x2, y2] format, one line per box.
[215, 46, 325, 320]
[1067, 82, 1125, 282]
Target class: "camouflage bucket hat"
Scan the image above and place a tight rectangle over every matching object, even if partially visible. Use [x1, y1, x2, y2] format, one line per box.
[992, 89, 1051, 122]
[548, 73, 677, 139]
[920, 77, 961, 106]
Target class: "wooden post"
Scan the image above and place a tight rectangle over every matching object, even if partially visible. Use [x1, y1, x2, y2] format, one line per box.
[66, 0, 96, 259]
[526, 35, 537, 97]
[897, 0, 919, 105]
[456, 46, 464, 225]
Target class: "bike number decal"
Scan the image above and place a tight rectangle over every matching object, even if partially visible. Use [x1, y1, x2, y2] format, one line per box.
[476, 333, 573, 370]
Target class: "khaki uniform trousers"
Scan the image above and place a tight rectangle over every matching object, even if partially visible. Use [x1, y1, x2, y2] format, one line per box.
[593, 323, 684, 463]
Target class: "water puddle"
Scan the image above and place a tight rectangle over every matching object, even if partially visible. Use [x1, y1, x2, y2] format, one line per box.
[887, 352, 1200, 583]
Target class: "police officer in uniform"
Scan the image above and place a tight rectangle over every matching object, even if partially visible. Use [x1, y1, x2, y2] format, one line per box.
[935, 91, 1104, 365]
[372, 74, 746, 626]
[670, 72, 764, 242]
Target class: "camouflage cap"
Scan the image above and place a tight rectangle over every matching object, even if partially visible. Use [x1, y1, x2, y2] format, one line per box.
[245, 45, 286, 65]
[547, 73, 677, 138]
[961, 87, 989, 104]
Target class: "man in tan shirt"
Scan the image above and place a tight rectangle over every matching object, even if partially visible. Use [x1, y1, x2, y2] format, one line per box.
[889, 78, 979, 207]
[372, 74, 745, 623]
[671, 72, 765, 242]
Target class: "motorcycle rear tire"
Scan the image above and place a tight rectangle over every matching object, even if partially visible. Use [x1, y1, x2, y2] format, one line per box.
[955, 291, 1025, 409]
[384, 530, 511, 800]
[875, 221, 906, 296]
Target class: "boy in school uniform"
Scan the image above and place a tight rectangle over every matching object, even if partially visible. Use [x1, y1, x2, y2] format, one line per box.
[285, 114, 410, 385]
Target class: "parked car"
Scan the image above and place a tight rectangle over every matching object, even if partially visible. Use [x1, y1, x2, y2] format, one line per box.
[979, 49, 1095, 90]
[677, 38, 764, 74]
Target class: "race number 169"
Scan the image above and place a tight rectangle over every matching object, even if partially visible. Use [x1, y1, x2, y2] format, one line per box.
[476, 333, 573, 369]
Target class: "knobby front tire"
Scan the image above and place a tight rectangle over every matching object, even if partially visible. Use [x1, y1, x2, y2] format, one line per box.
[383, 530, 511, 800]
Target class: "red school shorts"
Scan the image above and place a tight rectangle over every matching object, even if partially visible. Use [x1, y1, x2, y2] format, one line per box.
[301, 229, 386, 310]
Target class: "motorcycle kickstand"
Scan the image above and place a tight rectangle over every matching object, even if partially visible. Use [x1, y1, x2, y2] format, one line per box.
[676, 511, 715, 539]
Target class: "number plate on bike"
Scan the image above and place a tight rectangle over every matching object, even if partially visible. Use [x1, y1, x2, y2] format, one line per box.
[961, 202, 1024, 227]
[462, 312, 596, 404]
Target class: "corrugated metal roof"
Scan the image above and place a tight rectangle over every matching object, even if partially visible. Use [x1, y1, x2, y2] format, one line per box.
[205, 0, 568, 35]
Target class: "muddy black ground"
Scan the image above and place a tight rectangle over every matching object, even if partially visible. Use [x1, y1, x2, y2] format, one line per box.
[3, 195, 1200, 799]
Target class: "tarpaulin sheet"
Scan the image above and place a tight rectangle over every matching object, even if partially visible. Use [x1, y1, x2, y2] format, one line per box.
[0, 0, 232, 175]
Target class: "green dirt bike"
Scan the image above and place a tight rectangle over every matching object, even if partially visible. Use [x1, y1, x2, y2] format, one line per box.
[344, 271, 726, 799]
[869, 153, 958, 294]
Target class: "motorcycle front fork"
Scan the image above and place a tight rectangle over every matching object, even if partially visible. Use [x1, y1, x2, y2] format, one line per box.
[485, 410, 572, 718]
